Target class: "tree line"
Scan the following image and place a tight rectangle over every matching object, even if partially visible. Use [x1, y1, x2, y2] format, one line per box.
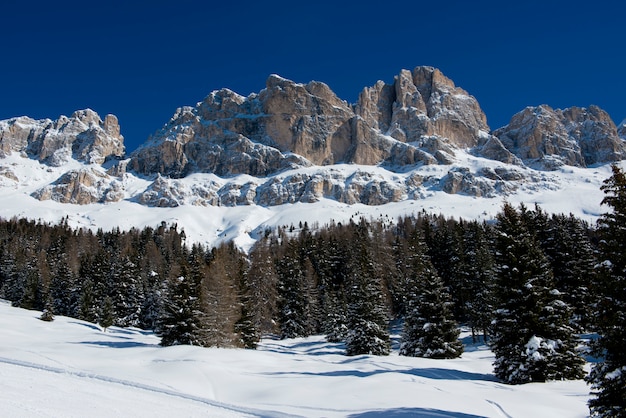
[1, 166, 625, 416]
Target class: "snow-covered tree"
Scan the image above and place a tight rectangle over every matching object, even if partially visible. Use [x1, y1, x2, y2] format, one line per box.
[490, 203, 584, 384]
[459, 221, 496, 342]
[400, 229, 462, 359]
[344, 220, 390, 356]
[275, 239, 317, 339]
[99, 296, 115, 332]
[586, 165, 626, 416]
[158, 262, 209, 347]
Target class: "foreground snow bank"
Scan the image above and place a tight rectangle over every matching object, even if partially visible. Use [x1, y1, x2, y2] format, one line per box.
[0, 300, 590, 417]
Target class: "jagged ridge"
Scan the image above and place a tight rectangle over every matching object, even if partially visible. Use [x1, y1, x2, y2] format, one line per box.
[0, 66, 624, 208]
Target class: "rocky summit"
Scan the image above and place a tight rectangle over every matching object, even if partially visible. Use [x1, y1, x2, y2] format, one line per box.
[129, 66, 521, 178]
[0, 66, 624, 209]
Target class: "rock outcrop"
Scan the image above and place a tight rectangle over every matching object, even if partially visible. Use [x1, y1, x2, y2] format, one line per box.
[130, 66, 516, 177]
[32, 167, 124, 204]
[618, 119, 626, 140]
[0, 109, 125, 166]
[495, 105, 626, 169]
[356, 67, 489, 148]
[1, 66, 625, 210]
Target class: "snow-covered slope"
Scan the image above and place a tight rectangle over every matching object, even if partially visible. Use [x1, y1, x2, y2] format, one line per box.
[0, 149, 618, 251]
[0, 300, 590, 417]
[1, 66, 624, 249]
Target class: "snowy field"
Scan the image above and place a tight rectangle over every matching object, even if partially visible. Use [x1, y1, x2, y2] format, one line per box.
[0, 300, 590, 417]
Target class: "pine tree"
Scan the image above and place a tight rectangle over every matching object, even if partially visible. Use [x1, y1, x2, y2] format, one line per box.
[78, 278, 99, 324]
[313, 233, 349, 343]
[460, 221, 496, 342]
[39, 294, 55, 322]
[99, 296, 115, 332]
[49, 254, 77, 317]
[275, 240, 313, 339]
[526, 207, 597, 332]
[111, 256, 144, 328]
[400, 229, 463, 359]
[139, 270, 164, 331]
[247, 236, 279, 335]
[158, 263, 209, 347]
[586, 165, 626, 416]
[490, 203, 584, 384]
[344, 220, 391, 356]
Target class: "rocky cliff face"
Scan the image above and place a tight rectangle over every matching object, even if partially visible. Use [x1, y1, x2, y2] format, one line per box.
[0, 109, 125, 166]
[494, 105, 626, 169]
[0, 66, 624, 209]
[130, 66, 517, 178]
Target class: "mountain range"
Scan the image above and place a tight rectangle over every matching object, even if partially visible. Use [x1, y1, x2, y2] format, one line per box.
[0, 66, 624, 248]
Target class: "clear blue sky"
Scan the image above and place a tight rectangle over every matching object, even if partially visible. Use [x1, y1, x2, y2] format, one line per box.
[1, 1, 624, 152]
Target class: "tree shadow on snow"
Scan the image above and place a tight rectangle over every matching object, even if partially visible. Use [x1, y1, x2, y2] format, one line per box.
[266, 367, 496, 382]
[349, 407, 486, 417]
[68, 321, 102, 331]
[74, 340, 155, 348]
[259, 339, 345, 356]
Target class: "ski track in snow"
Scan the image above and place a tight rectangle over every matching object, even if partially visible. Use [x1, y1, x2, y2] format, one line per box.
[485, 400, 513, 418]
[0, 356, 299, 418]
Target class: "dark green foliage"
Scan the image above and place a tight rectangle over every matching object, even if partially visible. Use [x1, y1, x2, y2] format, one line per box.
[586, 165, 626, 417]
[400, 229, 463, 359]
[158, 264, 209, 347]
[39, 295, 55, 322]
[490, 203, 584, 384]
[526, 207, 597, 332]
[99, 296, 115, 332]
[0, 194, 603, 365]
[275, 240, 313, 339]
[344, 220, 391, 356]
[459, 221, 496, 342]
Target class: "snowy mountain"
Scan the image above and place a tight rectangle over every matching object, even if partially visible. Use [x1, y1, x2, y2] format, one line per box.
[0, 299, 590, 417]
[0, 66, 624, 249]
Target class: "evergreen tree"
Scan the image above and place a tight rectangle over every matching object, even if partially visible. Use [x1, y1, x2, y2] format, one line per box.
[490, 203, 584, 384]
[400, 229, 463, 359]
[313, 233, 349, 343]
[99, 296, 115, 332]
[158, 264, 209, 347]
[247, 236, 279, 335]
[586, 165, 626, 416]
[344, 220, 391, 356]
[112, 256, 144, 327]
[459, 221, 496, 342]
[39, 294, 55, 322]
[49, 255, 78, 317]
[526, 206, 597, 332]
[78, 278, 99, 324]
[139, 270, 164, 331]
[544, 213, 597, 332]
[426, 219, 466, 321]
[275, 240, 313, 339]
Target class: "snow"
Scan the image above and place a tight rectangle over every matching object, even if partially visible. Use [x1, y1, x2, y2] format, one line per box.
[0, 150, 622, 253]
[0, 300, 590, 417]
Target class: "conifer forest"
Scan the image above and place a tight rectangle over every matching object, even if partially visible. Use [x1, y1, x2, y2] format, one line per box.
[2, 166, 626, 416]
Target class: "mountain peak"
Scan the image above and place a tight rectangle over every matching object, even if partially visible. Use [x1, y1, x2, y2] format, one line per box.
[0, 109, 125, 166]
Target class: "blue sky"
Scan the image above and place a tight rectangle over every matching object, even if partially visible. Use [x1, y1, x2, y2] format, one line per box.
[1, 1, 624, 152]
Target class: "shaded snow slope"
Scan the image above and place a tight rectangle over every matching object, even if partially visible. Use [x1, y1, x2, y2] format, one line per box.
[0, 301, 590, 417]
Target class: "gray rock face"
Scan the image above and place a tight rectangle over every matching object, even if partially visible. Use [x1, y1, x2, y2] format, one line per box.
[32, 168, 124, 204]
[357, 67, 489, 148]
[2, 66, 625, 209]
[618, 119, 626, 140]
[0, 109, 125, 166]
[130, 67, 504, 177]
[495, 105, 626, 169]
